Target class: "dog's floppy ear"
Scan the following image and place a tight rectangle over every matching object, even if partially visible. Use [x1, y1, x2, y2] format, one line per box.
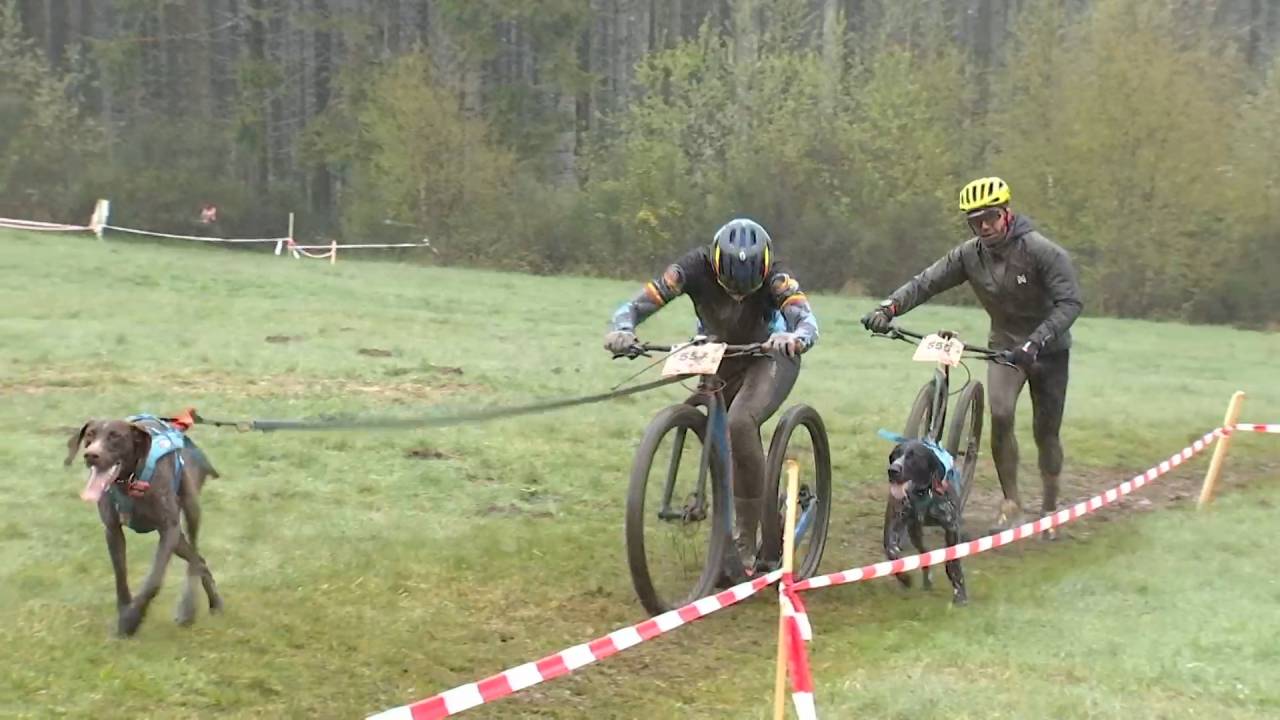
[925, 448, 948, 490]
[887, 443, 905, 464]
[127, 422, 154, 473]
[63, 421, 92, 466]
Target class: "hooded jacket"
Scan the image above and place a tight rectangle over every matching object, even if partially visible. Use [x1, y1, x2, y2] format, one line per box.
[886, 215, 1082, 353]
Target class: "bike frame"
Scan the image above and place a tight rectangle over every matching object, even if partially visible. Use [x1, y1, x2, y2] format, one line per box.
[924, 363, 952, 443]
[655, 383, 733, 533]
[625, 340, 816, 557]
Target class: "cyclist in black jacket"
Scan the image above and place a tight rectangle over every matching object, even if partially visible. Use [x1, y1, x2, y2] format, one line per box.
[606, 218, 819, 565]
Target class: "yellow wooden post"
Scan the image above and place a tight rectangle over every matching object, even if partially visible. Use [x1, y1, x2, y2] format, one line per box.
[1198, 391, 1246, 509]
[773, 459, 801, 720]
[330, 239, 338, 265]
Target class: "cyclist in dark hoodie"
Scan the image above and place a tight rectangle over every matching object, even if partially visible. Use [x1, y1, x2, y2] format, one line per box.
[861, 177, 1083, 537]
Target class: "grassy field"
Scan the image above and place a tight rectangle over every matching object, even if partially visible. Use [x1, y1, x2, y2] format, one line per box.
[1, 229, 1277, 719]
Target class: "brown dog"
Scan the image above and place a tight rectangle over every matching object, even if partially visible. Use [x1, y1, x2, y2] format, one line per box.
[64, 415, 223, 636]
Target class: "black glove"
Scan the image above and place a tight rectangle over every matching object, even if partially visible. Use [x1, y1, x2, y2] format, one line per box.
[996, 340, 1040, 370]
[860, 302, 895, 334]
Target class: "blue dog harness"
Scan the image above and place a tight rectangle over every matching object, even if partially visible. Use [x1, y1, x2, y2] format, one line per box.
[877, 429, 959, 483]
[877, 429, 961, 518]
[109, 414, 193, 533]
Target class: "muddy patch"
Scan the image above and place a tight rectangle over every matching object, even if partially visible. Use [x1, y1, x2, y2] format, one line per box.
[405, 445, 454, 461]
[480, 503, 555, 519]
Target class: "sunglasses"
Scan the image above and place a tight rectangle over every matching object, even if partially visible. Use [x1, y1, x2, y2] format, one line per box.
[966, 208, 1005, 233]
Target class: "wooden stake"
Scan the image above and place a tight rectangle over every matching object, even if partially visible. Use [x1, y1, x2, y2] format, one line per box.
[1198, 391, 1246, 509]
[330, 239, 337, 265]
[773, 459, 801, 720]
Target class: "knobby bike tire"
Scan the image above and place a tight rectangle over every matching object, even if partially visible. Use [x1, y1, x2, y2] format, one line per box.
[904, 378, 939, 440]
[946, 381, 985, 519]
[760, 405, 834, 580]
[625, 403, 729, 616]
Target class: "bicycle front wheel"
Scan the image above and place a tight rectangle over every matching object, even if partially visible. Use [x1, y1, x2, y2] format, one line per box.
[903, 378, 939, 440]
[625, 404, 729, 616]
[760, 405, 833, 580]
[945, 381, 985, 518]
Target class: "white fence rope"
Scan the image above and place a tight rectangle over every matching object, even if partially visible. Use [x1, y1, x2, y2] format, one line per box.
[0, 199, 434, 262]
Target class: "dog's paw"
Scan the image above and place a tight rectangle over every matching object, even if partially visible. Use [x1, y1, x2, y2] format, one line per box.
[117, 607, 143, 637]
[209, 594, 225, 614]
[952, 592, 969, 607]
[921, 574, 934, 591]
[175, 596, 197, 627]
[1040, 527, 1064, 542]
[894, 573, 913, 589]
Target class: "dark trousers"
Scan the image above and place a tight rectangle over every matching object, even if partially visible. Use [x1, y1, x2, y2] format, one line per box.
[693, 354, 800, 501]
[987, 350, 1069, 513]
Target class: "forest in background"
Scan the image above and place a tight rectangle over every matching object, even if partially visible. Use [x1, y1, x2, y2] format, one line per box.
[2, 0, 1278, 326]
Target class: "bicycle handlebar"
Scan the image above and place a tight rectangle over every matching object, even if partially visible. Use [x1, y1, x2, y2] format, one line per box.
[872, 323, 1005, 360]
[611, 340, 769, 360]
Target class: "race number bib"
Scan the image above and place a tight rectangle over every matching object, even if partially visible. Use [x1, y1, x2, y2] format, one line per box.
[662, 342, 728, 377]
[911, 334, 964, 367]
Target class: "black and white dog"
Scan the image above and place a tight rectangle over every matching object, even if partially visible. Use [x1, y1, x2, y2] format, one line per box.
[880, 431, 967, 606]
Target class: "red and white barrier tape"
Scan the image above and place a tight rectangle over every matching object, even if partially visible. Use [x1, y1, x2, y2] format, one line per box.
[285, 240, 335, 260]
[368, 570, 783, 720]
[793, 428, 1224, 592]
[0, 217, 91, 232]
[780, 580, 811, 642]
[281, 238, 433, 261]
[781, 577, 817, 719]
[367, 423, 1261, 719]
[103, 223, 286, 243]
[290, 241, 430, 250]
[786, 616, 817, 720]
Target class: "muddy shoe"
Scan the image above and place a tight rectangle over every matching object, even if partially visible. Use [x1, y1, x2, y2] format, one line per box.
[714, 552, 752, 589]
[1040, 526, 1073, 542]
[732, 496, 762, 571]
[988, 499, 1025, 535]
[1039, 501, 1062, 541]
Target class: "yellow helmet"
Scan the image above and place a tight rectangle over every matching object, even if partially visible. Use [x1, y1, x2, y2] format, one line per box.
[958, 177, 1011, 212]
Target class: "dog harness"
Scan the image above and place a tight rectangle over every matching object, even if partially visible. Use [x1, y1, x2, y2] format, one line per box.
[877, 429, 961, 517]
[108, 415, 192, 533]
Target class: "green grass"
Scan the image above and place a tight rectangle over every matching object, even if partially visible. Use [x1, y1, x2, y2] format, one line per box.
[1, 229, 1277, 719]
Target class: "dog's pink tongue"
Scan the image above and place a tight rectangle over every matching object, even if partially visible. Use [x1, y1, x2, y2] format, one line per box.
[889, 483, 908, 500]
[81, 464, 120, 502]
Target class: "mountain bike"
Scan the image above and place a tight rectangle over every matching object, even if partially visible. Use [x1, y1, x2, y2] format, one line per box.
[615, 339, 832, 616]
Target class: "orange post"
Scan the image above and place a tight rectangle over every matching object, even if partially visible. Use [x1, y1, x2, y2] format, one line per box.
[1198, 391, 1246, 509]
[773, 459, 801, 720]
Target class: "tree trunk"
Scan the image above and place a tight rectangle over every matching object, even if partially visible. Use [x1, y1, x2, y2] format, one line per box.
[821, 0, 842, 113]
[732, 0, 756, 131]
[247, 0, 270, 196]
[46, 0, 67, 68]
[311, 0, 333, 219]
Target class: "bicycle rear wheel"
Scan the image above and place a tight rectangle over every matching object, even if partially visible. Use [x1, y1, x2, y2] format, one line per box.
[760, 405, 833, 580]
[945, 381, 985, 518]
[625, 404, 729, 616]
